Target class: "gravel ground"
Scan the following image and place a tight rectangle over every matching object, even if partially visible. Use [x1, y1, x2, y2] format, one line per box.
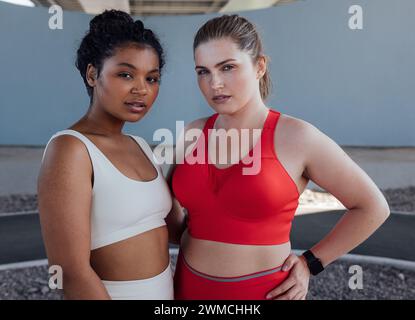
[1, 187, 414, 214]
[381, 187, 415, 213]
[0, 194, 38, 214]
[1, 188, 414, 300]
[1, 255, 414, 300]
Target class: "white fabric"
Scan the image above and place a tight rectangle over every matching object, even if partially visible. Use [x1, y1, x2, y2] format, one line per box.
[42, 129, 172, 250]
[102, 262, 174, 300]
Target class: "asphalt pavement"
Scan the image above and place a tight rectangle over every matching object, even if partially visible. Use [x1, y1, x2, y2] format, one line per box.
[1, 210, 414, 265]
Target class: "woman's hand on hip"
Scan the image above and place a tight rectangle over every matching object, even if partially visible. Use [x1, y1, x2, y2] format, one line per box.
[266, 253, 310, 300]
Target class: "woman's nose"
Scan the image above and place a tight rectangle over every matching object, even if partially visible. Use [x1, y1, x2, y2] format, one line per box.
[131, 80, 148, 96]
[210, 74, 224, 90]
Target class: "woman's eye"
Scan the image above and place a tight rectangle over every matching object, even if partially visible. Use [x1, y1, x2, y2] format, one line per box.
[222, 65, 234, 71]
[197, 69, 208, 76]
[119, 72, 133, 79]
[147, 77, 160, 84]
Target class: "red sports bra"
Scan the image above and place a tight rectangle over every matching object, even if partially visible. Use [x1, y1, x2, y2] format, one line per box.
[172, 109, 300, 245]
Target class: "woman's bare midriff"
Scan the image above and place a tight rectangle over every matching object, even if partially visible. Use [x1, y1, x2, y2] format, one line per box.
[90, 226, 169, 281]
[180, 229, 291, 277]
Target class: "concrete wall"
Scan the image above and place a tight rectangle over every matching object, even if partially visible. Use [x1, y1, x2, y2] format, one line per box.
[0, 0, 414, 146]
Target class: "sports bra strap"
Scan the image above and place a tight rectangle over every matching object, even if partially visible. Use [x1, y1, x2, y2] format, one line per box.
[260, 110, 281, 159]
[127, 135, 161, 169]
[203, 114, 218, 136]
[41, 129, 100, 164]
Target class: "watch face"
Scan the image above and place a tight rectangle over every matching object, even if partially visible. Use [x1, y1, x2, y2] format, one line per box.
[303, 251, 324, 275]
[310, 259, 324, 275]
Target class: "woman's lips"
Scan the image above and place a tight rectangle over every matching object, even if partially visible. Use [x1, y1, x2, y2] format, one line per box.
[125, 102, 146, 113]
[212, 95, 231, 104]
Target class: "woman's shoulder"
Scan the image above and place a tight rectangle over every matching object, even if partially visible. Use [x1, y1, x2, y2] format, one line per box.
[48, 131, 90, 155]
[38, 132, 93, 198]
[41, 131, 92, 171]
[277, 113, 321, 141]
[277, 113, 336, 160]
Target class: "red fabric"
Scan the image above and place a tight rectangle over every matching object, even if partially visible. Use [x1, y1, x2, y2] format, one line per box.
[172, 109, 300, 245]
[174, 251, 290, 300]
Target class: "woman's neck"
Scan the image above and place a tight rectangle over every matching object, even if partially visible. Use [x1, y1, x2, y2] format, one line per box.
[76, 103, 125, 137]
[216, 99, 269, 131]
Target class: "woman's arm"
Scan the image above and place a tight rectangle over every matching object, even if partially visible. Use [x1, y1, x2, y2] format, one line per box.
[164, 145, 187, 245]
[268, 119, 390, 300]
[300, 121, 390, 267]
[165, 197, 187, 245]
[38, 135, 110, 299]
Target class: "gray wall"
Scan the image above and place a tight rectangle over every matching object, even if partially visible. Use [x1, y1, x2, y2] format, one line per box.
[1, 0, 414, 146]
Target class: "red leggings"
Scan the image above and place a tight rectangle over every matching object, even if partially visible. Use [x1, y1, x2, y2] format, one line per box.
[174, 251, 290, 300]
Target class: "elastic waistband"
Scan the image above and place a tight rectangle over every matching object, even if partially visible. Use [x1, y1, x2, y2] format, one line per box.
[180, 252, 284, 283]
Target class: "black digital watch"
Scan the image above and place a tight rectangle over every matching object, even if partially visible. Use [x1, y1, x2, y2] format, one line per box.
[302, 250, 324, 276]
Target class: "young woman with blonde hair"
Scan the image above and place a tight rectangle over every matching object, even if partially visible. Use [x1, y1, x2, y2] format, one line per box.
[167, 14, 390, 300]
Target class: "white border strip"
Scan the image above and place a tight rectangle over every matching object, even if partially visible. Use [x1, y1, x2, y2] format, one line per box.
[0, 210, 38, 217]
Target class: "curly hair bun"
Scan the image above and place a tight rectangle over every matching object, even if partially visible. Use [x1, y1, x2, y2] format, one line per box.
[134, 20, 145, 32]
[89, 10, 133, 33]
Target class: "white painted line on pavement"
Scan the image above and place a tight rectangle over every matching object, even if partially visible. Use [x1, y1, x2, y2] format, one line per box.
[0, 210, 38, 217]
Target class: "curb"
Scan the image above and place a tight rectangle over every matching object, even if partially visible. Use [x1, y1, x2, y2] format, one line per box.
[0, 210, 38, 217]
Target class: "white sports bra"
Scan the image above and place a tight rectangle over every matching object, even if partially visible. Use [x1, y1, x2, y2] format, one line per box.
[42, 129, 172, 250]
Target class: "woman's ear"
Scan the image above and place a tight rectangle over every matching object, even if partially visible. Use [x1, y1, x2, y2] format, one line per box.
[86, 63, 97, 87]
[256, 56, 267, 80]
